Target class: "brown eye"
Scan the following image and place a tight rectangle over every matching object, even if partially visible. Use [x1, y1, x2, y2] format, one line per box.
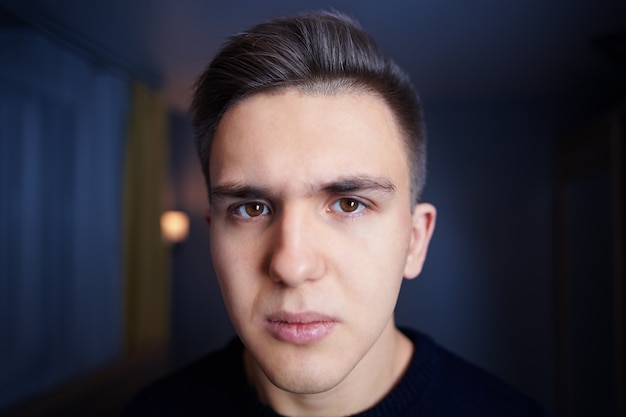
[234, 202, 270, 218]
[338, 198, 360, 213]
[244, 203, 266, 217]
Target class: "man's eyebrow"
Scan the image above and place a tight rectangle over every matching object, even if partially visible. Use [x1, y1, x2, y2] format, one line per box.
[318, 176, 397, 196]
[210, 183, 269, 202]
[210, 176, 397, 202]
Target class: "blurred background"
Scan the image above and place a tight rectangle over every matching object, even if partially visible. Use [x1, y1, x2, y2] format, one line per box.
[0, 0, 624, 416]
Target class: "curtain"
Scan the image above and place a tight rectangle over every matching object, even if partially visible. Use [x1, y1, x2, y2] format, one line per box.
[0, 28, 129, 409]
[123, 81, 170, 354]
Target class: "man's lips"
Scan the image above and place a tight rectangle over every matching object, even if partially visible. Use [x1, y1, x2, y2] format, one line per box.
[264, 312, 338, 345]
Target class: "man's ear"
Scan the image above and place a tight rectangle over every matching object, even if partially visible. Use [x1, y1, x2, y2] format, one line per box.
[204, 207, 212, 229]
[403, 203, 436, 279]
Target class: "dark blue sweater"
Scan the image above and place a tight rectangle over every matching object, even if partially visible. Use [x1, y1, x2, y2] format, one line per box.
[122, 329, 549, 416]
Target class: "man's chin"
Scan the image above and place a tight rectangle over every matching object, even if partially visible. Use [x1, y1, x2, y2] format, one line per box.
[249, 351, 351, 397]
[266, 370, 345, 396]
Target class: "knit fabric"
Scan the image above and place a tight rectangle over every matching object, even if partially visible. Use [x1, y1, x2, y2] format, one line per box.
[122, 328, 549, 416]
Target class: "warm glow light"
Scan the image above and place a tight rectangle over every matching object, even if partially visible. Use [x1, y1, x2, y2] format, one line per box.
[161, 211, 189, 244]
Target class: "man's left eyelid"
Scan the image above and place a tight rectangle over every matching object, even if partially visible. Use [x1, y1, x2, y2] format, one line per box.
[338, 194, 371, 205]
[344, 197, 368, 207]
[242, 200, 270, 209]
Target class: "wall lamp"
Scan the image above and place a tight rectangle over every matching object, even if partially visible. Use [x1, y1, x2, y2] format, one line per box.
[160, 210, 189, 244]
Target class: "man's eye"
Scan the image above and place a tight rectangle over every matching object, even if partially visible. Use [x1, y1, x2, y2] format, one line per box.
[331, 198, 366, 214]
[233, 202, 270, 218]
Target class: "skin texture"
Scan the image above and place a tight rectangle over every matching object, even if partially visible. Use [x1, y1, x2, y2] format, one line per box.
[206, 89, 436, 416]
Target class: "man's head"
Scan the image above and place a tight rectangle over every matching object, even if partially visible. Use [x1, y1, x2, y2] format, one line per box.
[192, 10, 427, 204]
[191, 11, 436, 416]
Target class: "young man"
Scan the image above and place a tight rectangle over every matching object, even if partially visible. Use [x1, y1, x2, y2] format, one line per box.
[123, 11, 549, 417]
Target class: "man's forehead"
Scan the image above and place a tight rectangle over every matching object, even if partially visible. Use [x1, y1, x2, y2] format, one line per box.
[208, 88, 411, 196]
[217, 86, 398, 132]
[212, 89, 404, 152]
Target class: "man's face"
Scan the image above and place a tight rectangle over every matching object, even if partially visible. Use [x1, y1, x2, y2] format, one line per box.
[207, 89, 433, 396]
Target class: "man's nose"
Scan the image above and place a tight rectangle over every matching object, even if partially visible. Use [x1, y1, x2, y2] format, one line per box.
[267, 206, 324, 287]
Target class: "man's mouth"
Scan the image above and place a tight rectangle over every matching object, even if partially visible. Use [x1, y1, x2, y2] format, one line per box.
[264, 312, 338, 345]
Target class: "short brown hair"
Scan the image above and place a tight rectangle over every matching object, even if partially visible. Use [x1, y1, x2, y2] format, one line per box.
[191, 10, 427, 203]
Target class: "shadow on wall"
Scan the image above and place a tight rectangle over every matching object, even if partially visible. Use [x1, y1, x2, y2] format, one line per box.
[398, 98, 557, 408]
